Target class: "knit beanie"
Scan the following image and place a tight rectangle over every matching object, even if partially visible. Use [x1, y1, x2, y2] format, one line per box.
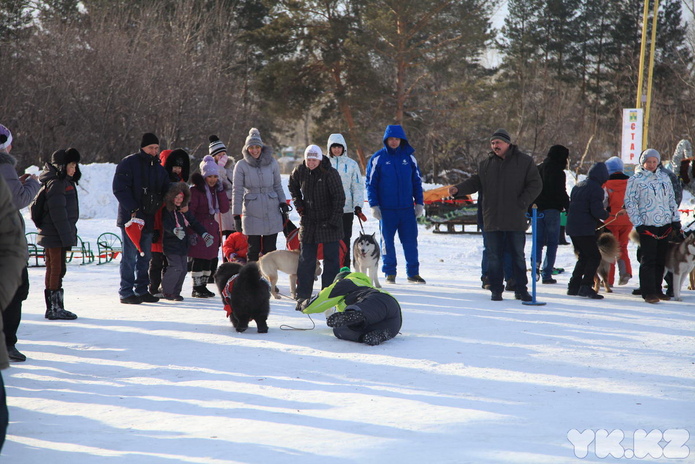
[0, 124, 12, 151]
[304, 145, 323, 161]
[639, 148, 660, 165]
[200, 155, 219, 177]
[490, 128, 512, 144]
[208, 135, 227, 157]
[244, 128, 264, 149]
[141, 132, 159, 148]
[605, 156, 624, 175]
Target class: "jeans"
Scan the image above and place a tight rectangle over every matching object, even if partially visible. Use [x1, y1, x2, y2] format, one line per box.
[485, 231, 528, 294]
[119, 227, 153, 298]
[532, 209, 561, 280]
[481, 232, 513, 283]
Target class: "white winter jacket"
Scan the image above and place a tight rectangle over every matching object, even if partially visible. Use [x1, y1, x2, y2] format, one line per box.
[327, 133, 364, 213]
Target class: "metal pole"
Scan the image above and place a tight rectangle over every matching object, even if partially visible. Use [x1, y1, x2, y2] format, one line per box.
[644, 0, 660, 150]
[635, 0, 650, 109]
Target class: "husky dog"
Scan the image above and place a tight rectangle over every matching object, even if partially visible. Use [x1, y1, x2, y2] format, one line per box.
[214, 262, 270, 333]
[664, 232, 695, 301]
[594, 232, 621, 293]
[353, 233, 381, 288]
[258, 249, 322, 299]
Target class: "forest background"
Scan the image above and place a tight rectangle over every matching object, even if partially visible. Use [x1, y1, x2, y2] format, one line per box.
[0, 0, 693, 183]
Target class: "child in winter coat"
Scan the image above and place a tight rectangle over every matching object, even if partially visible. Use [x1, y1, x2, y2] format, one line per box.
[36, 149, 82, 320]
[222, 231, 248, 264]
[188, 155, 229, 298]
[625, 149, 680, 304]
[603, 156, 633, 286]
[566, 162, 614, 299]
[160, 183, 211, 301]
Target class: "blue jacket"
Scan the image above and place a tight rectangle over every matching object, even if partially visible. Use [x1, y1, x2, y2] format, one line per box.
[566, 162, 610, 236]
[366, 125, 424, 209]
[112, 150, 170, 230]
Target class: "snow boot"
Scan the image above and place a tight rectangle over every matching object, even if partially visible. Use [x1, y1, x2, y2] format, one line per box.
[567, 278, 580, 296]
[326, 310, 366, 328]
[578, 285, 604, 299]
[45, 289, 78, 320]
[191, 272, 210, 298]
[362, 329, 391, 346]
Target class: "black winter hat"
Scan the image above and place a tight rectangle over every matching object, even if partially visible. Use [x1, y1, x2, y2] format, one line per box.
[141, 132, 160, 148]
[547, 145, 569, 162]
[51, 147, 81, 166]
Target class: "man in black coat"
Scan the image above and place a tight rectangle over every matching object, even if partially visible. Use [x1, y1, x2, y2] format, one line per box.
[112, 133, 170, 304]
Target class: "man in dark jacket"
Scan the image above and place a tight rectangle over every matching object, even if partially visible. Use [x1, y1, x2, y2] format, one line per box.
[0, 124, 40, 361]
[449, 129, 542, 302]
[533, 145, 570, 284]
[366, 125, 426, 284]
[289, 145, 345, 311]
[112, 133, 170, 304]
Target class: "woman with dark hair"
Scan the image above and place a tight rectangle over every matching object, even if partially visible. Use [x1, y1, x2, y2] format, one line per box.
[36, 148, 82, 320]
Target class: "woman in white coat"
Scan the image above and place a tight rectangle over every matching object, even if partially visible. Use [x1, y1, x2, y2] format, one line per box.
[327, 133, 364, 268]
[232, 128, 288, 262]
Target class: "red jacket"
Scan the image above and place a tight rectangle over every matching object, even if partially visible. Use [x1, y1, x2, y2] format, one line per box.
[222, 232, 248, 262]
[603, 175, 632, 227]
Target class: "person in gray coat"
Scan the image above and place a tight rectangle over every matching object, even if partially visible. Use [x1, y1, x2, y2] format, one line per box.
[0, 124, 40, 362]
[0, 172, 30, 451]
[449, 129, 542, 302]
[232, 128, 288, 262]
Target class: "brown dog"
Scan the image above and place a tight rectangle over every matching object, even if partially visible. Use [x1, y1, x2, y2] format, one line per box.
[594, 232, 621, 293]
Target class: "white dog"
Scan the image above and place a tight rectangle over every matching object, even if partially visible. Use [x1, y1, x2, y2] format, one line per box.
[258, 250, 322, 299]
[665, 233, 695, 301]
[352, 233, 381, 288]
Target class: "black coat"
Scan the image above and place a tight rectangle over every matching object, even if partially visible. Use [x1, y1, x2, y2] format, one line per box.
[112, 150, 170, 230]
[566, 162, 610, 237]
[288, 156, 345, 244]
[535, 155, 569, 211]
[37, 163, 79, 248]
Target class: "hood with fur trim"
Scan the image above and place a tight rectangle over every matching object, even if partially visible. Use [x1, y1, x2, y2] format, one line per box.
[164, 182, 191, 211]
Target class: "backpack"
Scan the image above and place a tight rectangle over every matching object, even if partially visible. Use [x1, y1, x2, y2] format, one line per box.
[30, 185, 47, 228]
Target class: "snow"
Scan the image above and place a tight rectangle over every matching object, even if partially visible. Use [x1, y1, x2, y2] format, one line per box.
[4, 163, 695, 463]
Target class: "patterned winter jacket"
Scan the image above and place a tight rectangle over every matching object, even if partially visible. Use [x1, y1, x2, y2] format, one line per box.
[289, 156, 345, 244]
[232, 146, 286, 236]
[37, 163, 80, 248]
[327, 133, 364, 213]
[366, 125, 424, 210]
[625, 164, 679, 229]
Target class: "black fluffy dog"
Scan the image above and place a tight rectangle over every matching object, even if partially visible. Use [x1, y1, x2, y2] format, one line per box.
[214, 262, 270, 333]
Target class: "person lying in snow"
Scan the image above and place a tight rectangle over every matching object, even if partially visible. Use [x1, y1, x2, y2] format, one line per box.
[302, 268, 402, 345]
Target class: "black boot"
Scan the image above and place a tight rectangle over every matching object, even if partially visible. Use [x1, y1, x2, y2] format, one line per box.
[192, 274, 211, 298]
[567, 278, 580, 296]
[45, 289, 78, 320]
[327, 309, 366, 328]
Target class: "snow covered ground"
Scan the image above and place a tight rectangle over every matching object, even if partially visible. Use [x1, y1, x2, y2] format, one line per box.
[3, 163, 695, 463]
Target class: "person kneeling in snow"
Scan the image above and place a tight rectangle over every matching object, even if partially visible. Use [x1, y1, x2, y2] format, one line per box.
[302, 269, 402, 345]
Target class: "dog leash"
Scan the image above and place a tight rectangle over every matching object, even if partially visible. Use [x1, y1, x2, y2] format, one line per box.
[280, 313, 317, 331]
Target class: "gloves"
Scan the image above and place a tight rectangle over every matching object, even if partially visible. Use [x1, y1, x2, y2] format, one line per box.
[371, 206, 382, 220]
[279, 202, 291, 214]
[636, 225, 647, 234]
[173, 227, 186, 240]
[414, 204, 425, 218]
[202, 232, 214, 247]
[234, 215, 243, 234]
[354, 206, 367, 222]
[672, 221, 682, 233]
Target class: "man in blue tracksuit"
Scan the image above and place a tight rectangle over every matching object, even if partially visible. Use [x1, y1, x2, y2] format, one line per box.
[366, 125, 426, 284]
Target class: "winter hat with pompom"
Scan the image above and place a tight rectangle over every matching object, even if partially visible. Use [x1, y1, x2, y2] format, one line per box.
[200, 155, 219, 177]
[605, 156, 624, 175]
[244, 128, 264, 150]
[0, 124, 13, 151]
[208, 135, 227, 157]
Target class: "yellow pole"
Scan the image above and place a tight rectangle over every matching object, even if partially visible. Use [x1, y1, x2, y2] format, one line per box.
[644, 0, 660, 150]
[635, 0, 650, 109]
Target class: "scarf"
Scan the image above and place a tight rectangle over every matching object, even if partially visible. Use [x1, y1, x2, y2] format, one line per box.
[204, 184, 220, 216]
